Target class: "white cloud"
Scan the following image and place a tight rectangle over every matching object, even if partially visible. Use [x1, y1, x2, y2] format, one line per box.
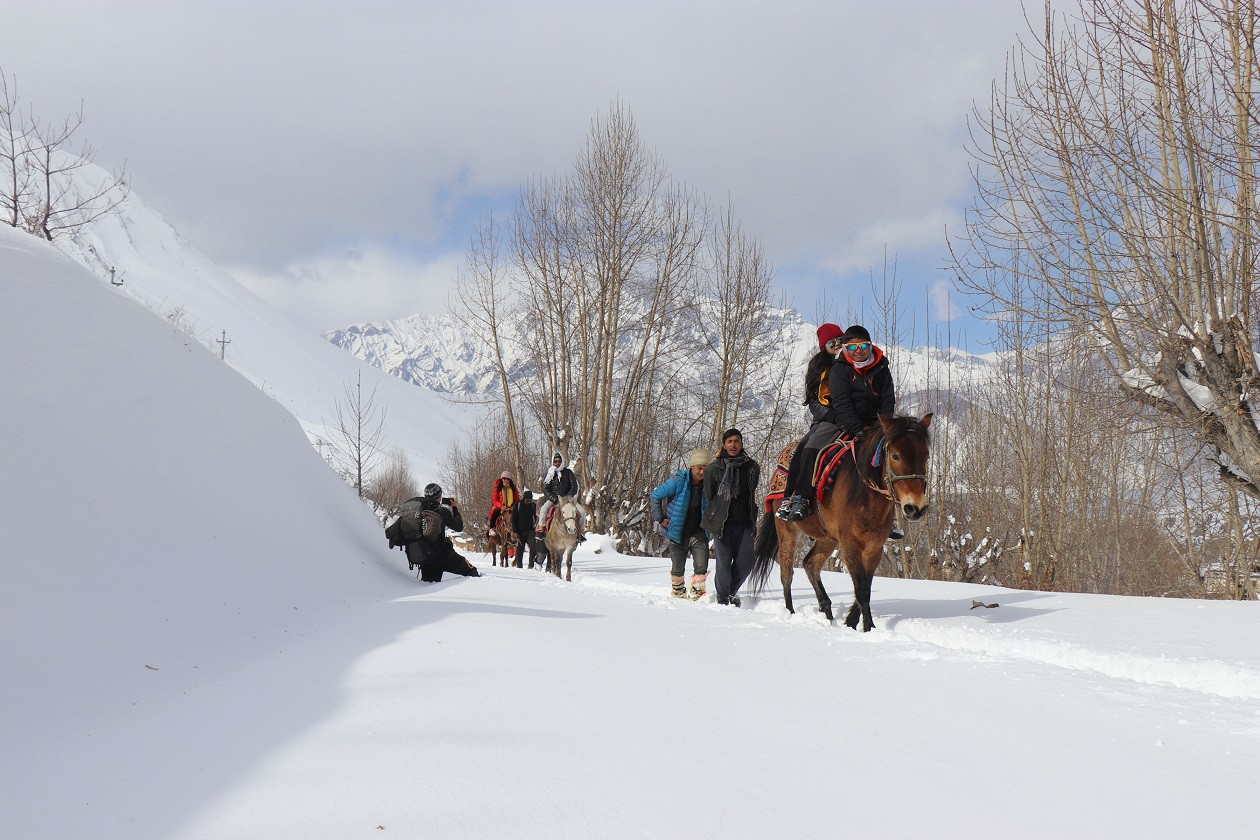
[230, 246, 461, 334]
[1, 0, 1026, 330]
[930, 278, 965, 322]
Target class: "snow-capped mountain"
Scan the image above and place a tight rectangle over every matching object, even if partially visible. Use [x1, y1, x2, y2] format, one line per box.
[326, 306, 1003, 421]
[41, 162, 467, 477]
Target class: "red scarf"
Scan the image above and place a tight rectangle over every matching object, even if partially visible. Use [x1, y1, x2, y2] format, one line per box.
[842, 345, 884, 371]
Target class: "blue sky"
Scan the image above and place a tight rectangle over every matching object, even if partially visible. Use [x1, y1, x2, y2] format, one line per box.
[2, 1, 1024, 348]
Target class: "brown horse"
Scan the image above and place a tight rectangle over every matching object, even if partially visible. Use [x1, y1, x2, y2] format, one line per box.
[750, 414, 933, 631]
[487, 505, 520, 568]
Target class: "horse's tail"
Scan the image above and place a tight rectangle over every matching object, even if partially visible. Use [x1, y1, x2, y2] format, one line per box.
[749, 511, 779, 594]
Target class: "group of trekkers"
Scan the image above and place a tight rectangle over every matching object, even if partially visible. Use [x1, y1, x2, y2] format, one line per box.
[386, 322, 898, 598]
[486, 452, 584, 568]
[649, 323, 899, 604]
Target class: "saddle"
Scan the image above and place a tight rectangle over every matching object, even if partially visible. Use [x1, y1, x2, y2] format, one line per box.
[762, 440, 797, 511]
[490, 507, 516, 542]
[539, 505, 558, 534]
[762, 436, 856, 512]
[810, 437, 856, 503]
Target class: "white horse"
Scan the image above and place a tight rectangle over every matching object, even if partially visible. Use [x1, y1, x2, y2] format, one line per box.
[544, 496, 581, 581]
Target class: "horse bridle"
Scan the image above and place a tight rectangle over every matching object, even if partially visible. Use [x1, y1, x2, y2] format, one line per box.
[859, 433, 928, 502]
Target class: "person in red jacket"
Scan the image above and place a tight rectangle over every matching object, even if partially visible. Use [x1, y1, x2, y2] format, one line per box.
[487, 471, 519, 537]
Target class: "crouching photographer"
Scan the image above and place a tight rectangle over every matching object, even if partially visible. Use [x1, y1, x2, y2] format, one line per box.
[385, 483, 481, 582]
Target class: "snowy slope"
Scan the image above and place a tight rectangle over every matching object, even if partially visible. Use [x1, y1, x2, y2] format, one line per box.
[47, 166, 466, 476]
[0, 226, 420, 836]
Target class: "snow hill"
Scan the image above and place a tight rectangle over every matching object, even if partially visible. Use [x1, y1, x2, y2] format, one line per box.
[47, 165, 467, 477]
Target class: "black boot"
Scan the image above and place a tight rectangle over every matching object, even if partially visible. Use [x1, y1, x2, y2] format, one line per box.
[778, 447, 819, 521]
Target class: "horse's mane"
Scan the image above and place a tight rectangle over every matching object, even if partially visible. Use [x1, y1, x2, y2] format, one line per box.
[838, 415, 930, 508]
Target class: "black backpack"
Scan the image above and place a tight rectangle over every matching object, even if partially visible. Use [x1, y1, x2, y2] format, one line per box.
[386, 497, 444, 548]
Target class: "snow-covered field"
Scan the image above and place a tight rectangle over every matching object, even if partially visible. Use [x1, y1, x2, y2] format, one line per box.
[3, 225, 1259, 839]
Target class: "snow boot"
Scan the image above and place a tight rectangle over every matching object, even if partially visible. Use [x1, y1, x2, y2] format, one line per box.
[777, 494, 813, 522]
[671, 581, 689, 599]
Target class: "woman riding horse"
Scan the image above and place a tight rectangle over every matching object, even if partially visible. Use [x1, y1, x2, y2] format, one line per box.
[753, 413, 932, 631]
[778, 324, 899, 541]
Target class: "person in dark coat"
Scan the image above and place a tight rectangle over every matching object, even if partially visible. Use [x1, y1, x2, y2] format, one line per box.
[700, 428, 760, 607]
[407, 483, 481, 582]
[538, 452, 584, 540]
[779, 324, 900, 535]
[512, 489, 544, 570]
[650, 448, 712, 599]
[777, 322, 845, 522]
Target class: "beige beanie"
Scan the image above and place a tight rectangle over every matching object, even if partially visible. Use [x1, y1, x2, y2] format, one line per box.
[688, 448, 713, 468]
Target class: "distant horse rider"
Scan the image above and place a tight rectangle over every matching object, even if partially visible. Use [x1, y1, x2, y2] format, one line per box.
[538, 452, 585, 541]
[487, 471, 519, 537]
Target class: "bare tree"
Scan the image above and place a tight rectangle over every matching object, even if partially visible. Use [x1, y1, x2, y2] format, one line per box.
[328, 372, 388, 499]
[954, 0, 1260, 499]
[0, 71, 33, 229]
[25, 107, 129, 240]
[703, 197, 782, 444]
[363, 447, 418, 521]
[454, 213, 527, 482]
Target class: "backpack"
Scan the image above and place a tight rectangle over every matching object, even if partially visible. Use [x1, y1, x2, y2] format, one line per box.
[386, 497, 445, 548]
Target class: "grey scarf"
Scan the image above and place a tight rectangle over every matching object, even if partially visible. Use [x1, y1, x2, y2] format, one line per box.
[717, 454, 747, 501]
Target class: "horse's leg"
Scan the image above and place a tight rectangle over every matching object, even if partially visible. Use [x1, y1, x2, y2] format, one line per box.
[842, 563, 865, 629]
[565, 547, 573, 582]
[855, 543, 883, 632]
[801, 540, 837, 622]
[776, 520, 799, 614]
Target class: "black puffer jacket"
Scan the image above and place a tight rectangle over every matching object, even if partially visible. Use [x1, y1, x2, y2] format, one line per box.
[826, 348, 895, 437]
[543, 466, 579, 501]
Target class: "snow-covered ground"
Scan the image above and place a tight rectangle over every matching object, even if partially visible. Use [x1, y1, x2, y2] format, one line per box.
[4, 225, 1259, 839]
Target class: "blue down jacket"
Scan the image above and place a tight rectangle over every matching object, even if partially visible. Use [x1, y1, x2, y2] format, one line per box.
[650, 469, 708, 543]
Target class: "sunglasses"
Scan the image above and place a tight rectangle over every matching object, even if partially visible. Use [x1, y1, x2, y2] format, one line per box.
[844, 341, 871, 352]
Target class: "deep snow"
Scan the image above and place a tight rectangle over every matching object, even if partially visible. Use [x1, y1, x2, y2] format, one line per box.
[3, 226, 1259, 840]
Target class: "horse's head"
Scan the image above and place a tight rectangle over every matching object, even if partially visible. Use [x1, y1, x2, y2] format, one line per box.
[879, 413, 933, 521]
[557, 497, 581, 535]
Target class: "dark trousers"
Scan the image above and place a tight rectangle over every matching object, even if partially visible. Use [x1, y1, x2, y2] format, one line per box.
[521, 533, 545, 569]
[405, 541, 478, 582]
[713, 521, 755, 603]
[668, 532, 710, 577]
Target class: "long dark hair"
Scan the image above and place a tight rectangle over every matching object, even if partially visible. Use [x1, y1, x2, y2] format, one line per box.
[802, 349, 835, 405]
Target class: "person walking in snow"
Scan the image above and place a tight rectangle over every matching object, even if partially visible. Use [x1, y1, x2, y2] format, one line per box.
[650, 448, 712, 599]
[538, 452, 584, 540]
[512, 489, 544, 570]
[701, 428, 760, 607]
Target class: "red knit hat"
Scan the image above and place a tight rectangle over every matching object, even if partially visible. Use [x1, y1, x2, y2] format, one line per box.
[816, 323, 843, 349]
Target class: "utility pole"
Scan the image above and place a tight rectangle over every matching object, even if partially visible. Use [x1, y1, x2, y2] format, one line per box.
[217, 330, 231, 360]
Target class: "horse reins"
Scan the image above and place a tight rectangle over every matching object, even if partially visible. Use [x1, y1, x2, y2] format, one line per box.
[857, 432, 928, 502]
